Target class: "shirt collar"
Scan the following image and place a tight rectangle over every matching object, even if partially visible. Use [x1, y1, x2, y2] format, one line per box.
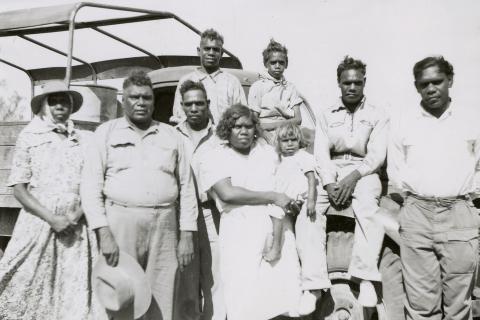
[176, 119, 213, 137]
[194, 67, 223, 81]
[331, 96, 366, 113]
[119, 116, 159, 135]
[260, 71, 287, 85]
[416, 99, 454, 120]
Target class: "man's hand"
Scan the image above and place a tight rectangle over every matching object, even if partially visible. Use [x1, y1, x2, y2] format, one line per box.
[177, 231, 194, 272]
[325, 183, 339, 205]
[336, 170, 362, 205]
[48, 215, 77, 236]
[97, 226, 119, 267]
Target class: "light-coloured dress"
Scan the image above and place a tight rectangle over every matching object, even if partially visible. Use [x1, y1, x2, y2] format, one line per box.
[198, 140, 302, 320]
[276, 150, 331, 291]
[0, 117, 106, 320]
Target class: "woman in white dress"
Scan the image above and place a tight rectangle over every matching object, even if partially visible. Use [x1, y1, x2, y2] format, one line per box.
[197, 104, 303, 320]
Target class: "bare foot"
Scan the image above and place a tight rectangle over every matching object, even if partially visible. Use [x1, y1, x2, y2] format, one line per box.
[263, 245, 281, 262]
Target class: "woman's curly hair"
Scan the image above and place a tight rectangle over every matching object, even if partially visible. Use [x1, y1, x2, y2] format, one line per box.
[216, 104, 263, 141]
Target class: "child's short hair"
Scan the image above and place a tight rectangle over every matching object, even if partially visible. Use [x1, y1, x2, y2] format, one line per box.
[262, 39, 288, 66]
[274, 123, 306, 154]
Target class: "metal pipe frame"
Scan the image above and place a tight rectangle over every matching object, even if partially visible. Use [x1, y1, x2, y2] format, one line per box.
[91, 27, 164, 68]
[0, 1, 243, 88]
[0, 58, 34, 98]
[19, 35, 98, 83]
[0, 14, 172, 37]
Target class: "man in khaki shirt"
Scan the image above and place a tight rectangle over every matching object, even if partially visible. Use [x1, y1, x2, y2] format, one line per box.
[314, 56, 389, 307]
[174, 80, 225, 320]
[81, 71, 198, 320]
[170, 28, 246, 125]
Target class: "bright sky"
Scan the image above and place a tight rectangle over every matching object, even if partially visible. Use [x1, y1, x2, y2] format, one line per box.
[1, 0, 480, 119]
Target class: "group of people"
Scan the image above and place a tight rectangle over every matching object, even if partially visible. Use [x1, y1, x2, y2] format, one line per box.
[0, 27, 478, 320]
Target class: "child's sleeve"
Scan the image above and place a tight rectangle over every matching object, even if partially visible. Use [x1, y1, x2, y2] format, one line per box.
[300, 151, 316, 175]
[287, 84, 304, 109]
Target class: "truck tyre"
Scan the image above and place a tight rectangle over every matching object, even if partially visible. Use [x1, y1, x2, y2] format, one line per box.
[312, 226, 388, 320]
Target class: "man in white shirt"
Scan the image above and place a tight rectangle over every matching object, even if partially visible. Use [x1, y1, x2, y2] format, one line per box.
[175, 80, 224, 320]
[315, 56, 389, 307]
[388, 56, 480, 320]
[171, 29, 246, 125]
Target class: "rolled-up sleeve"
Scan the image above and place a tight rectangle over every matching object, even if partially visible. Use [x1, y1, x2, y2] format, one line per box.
[80, 125, 109, 230]
[175, 131, 198, 231]
[357, 108, 389, 177]
[314, 111, 337, 186]
[288, 84, 303, 108]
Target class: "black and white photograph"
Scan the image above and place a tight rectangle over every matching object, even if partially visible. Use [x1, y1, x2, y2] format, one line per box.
[0, 0, 479, 319]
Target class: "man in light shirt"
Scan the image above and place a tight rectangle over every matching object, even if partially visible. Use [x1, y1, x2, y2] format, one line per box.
[170, 28, 246, 125]
[388, 56, 480, 320]
[81, 71, 198, 320]
[174, 80, 224, 320]
[314, 56, 389, 307]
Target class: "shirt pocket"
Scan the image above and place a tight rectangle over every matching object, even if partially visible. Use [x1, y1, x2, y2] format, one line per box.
[327, 112, 347, 128]
[146, 142, 178, 174]
[462, 135, 476, 156]
[356, 117, 375, 137]
[107, 138, 135, 172]
[402, 135, 423, 159]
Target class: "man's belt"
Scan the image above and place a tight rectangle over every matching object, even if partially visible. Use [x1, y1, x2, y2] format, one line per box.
[107, 199, 175, 209]
[331, 151, 364, 161]
[406, 192, 468, 207]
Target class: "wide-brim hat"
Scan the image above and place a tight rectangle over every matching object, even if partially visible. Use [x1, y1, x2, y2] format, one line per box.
[92, 251, 152, 319]
[30, 81, 83, 115]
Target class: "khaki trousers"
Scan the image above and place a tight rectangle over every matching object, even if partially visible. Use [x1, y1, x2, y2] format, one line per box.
[399, 196, 479, 320]
[105, 202, 178, 320]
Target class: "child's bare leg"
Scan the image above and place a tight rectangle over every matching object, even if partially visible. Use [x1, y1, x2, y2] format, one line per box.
[263, 216, 284, 262]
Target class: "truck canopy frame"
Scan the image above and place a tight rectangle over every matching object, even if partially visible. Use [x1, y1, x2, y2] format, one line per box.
[0, 2, 243, 97]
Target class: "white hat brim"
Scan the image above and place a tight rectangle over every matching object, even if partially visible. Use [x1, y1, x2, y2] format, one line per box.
[92, 252, 152, 318]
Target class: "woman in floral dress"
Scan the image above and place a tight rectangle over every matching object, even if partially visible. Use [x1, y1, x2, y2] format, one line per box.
[0, 82, 106, 320]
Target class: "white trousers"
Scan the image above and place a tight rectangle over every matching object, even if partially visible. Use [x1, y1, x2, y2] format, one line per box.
[318, 161, 384, 281]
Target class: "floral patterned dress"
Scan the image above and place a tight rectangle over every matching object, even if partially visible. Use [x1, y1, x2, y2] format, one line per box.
[0, 117, 107, 320]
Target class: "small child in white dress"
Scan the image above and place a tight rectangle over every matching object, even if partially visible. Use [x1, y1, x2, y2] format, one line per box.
[274, 124, 331, 315]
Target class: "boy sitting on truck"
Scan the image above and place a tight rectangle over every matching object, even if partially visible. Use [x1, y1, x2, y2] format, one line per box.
[247, 39, 303, 144]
